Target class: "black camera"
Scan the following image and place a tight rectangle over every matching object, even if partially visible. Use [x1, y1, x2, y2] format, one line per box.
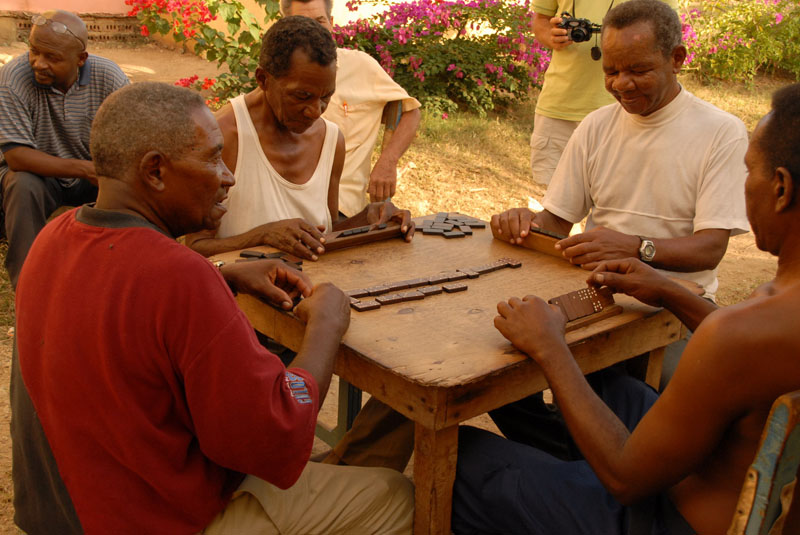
[558, 11, 601, 43]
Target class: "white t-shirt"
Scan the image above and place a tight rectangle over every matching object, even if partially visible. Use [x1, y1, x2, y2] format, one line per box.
[543, 87, 750, 298]
[217, 95, 337, 238]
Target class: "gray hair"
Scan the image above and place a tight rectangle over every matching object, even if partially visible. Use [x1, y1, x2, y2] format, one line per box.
[90, 82, 207, 180]
[602, 0, 682, 57]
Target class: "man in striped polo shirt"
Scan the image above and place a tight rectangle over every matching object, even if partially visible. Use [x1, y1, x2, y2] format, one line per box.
[0, 10, 129, 288]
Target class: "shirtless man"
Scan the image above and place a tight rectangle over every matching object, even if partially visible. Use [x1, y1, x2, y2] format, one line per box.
[185, 16, 413, 259]
[452, 83, 800, 535]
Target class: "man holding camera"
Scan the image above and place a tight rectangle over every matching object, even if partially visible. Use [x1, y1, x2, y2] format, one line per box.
[529, 0, 676, 186]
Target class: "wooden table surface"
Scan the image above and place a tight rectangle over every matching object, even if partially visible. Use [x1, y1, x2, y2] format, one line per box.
[213, 216, 683, 534]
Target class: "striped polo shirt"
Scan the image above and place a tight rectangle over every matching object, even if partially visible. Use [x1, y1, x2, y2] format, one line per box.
[0, 52, 129, 186]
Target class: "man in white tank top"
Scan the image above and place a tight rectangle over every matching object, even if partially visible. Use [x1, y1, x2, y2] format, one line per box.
[185, 16, 414, 260]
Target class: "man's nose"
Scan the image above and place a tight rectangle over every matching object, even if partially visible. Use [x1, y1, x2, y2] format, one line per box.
[304, 100, 322, 120]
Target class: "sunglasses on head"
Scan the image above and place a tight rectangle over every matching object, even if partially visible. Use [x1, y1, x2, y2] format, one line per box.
[31, 15, 86, 50]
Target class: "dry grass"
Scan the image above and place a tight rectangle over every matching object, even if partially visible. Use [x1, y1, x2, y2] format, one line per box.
[0, 40, 786, 530]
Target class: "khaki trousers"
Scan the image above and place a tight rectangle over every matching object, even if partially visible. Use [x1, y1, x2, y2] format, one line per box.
[529, 114, 580, 186]
[205, 462, 413, 534]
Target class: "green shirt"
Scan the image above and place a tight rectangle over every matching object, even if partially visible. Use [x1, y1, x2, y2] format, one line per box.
[533, 0, 678, 121]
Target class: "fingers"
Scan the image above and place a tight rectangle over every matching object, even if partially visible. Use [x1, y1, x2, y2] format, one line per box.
[391, 209, 413, 235]
[492, 210, 529, 244]
[403, 220, 415, 241]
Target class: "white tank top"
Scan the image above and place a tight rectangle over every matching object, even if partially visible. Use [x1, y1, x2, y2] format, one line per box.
[217, 94, 337, 238]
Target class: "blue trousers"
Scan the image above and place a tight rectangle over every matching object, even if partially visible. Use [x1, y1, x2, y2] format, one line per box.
[452, 371, 693, 535]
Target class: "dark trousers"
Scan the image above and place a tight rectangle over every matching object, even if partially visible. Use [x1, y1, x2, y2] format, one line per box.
[2, 170, 97, 288]
[452, 370, 693, 535]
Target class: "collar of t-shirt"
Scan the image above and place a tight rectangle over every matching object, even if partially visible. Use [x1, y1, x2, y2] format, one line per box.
[76, 203, 171, 238]
[627, 84, 688, 128]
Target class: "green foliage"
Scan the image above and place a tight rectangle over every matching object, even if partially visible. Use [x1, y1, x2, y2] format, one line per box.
[681, 0, 800, 82]
[334, 0, 550, 117]
[126, 0, 281, 101]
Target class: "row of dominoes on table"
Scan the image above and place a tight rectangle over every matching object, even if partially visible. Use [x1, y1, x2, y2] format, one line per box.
[346, 257, 522, 311]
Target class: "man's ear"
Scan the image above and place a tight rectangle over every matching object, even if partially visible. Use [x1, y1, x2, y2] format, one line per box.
[671, 45, 687, 73]
[773, 167, 795, 213]
[255, 67, 269, 91]
[138, 150, 167, 192]
[77, 50, 88, 68]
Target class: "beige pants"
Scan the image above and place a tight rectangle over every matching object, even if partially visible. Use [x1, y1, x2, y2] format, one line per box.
[529, 114, 580, 186]
[205, 463, 414, 534]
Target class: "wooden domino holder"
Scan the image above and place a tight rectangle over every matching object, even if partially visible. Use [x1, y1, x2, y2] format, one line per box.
[490, 225, 564, 259]
[323, 221, 404, 252]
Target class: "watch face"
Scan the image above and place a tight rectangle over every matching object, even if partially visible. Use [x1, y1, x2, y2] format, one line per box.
[641, 241, 656, 261]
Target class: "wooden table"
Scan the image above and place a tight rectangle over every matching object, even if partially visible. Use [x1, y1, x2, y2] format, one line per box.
[213, 218, 683, 535]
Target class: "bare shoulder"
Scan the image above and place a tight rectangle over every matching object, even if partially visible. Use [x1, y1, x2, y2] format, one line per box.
[688, 288, 800, 393]
[214, 103, 237, 138]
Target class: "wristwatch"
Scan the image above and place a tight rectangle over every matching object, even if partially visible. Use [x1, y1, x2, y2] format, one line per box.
[638, 237, 656, 263]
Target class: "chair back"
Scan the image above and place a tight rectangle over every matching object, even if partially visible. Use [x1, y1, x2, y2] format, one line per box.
[728, 390, 800, 535]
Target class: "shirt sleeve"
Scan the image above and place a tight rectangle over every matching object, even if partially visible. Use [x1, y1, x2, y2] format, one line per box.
[0, 78, 36, 149]
[365, 54, 421, 112]
[168, 258, 319, 490]
[532, 0, 558, 17]
[693, 119, 750, 236]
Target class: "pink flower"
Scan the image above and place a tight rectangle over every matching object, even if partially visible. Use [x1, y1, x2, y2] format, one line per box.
[447, 64, 457, 71]
[442, 112, 449, 119]
[775, 13, 783, 24]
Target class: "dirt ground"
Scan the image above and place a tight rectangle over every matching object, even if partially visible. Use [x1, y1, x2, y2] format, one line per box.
[0, 40, 778, 532]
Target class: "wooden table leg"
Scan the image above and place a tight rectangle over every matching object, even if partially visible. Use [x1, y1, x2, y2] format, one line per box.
[626, 347, 665, 390]
[413, 423, 458, 535]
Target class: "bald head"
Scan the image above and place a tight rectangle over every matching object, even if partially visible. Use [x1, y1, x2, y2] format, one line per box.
[34, 10, 87, 52]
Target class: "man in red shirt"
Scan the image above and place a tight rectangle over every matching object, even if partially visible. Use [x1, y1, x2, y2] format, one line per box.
[12, 82, 413, 534]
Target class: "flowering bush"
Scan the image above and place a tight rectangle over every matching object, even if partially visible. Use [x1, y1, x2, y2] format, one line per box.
[126, 0, 280, 102]
[334, 0, 550, 116]
[680, 0, 800, 82]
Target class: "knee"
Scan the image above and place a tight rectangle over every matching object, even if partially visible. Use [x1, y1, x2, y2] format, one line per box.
[3, 171, 47, 206]
[372, 467, 414, 503]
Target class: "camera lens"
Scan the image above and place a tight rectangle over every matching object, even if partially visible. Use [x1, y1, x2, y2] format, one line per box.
[571, 28, 590, 42]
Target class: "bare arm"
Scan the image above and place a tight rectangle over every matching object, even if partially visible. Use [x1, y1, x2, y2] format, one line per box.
[588, 258, 718, 332]
[368, 107, 421, 202]
[557, 227, 731, 272]
[327, 130, 346, 224]
[186, 220, 327, 260]
[3, 146, 97, 184]
[494, 296, 746, 504]
[291, 283, 350, 405]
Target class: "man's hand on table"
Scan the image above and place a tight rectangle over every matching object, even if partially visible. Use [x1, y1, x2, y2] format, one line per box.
[294, 282, 351, 338]
[494, 295, 570, 366]
[491, 208, 538, 245]
[556, 226, 640, 270]
[365, 200, 415, 241]
[261, 218, 327, 261]
[219, 259, 312, 310]
[586, 258, 674, 308]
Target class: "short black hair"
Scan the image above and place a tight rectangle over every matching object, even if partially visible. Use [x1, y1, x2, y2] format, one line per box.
[280, 0, 333, 19]
[603, 0, 682, 58]
[258, 15, 336, 78]
[756, 83, 800, 182]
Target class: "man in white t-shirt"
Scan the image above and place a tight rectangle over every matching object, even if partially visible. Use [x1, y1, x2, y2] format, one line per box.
[282, 0, 422, 217]
[489, 0, 749, 458]
[494, 0, 748, 302]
